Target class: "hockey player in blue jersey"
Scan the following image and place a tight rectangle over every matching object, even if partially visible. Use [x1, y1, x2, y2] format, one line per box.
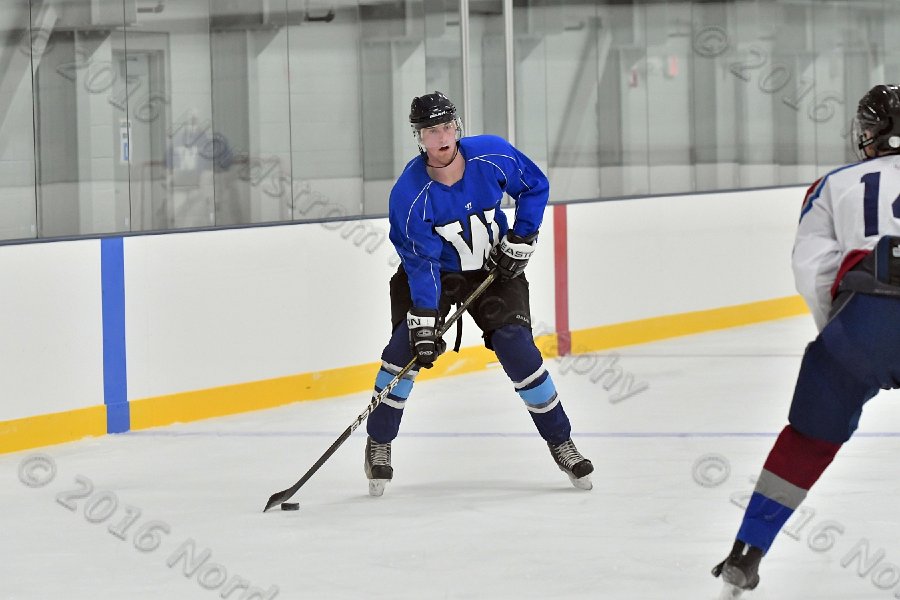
[713, 84, 900, 597]
[362, 91, 593, 497]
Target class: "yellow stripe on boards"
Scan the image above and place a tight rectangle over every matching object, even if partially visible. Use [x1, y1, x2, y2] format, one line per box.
[129, 330, 562, 430]
[571, 295, 808, 353]
[0, 405, 107, 454]
[111, 296, 814, 430]
[129, 361, 381, 430]
[4, 295, 809, 451]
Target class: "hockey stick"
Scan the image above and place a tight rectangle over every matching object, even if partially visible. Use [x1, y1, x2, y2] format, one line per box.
[263, 269, 499, 512]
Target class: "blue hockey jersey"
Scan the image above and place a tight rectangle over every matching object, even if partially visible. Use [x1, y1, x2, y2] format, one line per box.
[388, 135, 550, 309]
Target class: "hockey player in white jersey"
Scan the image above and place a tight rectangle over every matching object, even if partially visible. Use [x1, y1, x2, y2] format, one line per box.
[713, 83, 900, 597]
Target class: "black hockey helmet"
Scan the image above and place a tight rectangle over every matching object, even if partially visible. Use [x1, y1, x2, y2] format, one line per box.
[409, 91, 458, 130]
[854, 84, 900, 159]
[409, 91, 463, 153]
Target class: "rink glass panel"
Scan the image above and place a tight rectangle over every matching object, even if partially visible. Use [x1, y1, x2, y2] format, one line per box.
[2, 0, 900, 241]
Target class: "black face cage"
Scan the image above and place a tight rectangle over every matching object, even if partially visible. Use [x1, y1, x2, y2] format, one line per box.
[412, 117, 464, 152]
[852, 117, 874, 160]
[853, 115, 900, 160]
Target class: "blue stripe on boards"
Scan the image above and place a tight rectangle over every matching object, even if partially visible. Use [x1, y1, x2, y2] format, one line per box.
[101, 237, 130, 433]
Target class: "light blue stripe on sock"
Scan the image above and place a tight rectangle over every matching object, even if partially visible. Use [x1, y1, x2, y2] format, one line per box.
[518, 376, 556, 406]
[375, 369, 414, 399]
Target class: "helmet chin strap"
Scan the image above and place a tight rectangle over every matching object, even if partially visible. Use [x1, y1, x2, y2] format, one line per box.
[422, 142, 460, 169]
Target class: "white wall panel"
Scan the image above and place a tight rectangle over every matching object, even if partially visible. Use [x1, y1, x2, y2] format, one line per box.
[0, 187, 807, 420]
[526, 206, 556, 335]
[0, 240, 103, 420]
[125, 220, 396, 400]
[125, 206, 558, 400]
[567, 187, 804, 331]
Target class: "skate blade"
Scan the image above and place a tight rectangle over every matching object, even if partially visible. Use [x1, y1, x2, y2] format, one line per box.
[368, 479, 389, 497]
[717, 582, 745, 599]
[721, 564, 756, 591]
[568, 473, 593, 491]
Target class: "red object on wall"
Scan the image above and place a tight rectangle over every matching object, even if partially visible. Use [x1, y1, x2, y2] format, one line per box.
[553, 204, 571, 357]
[666, 55, 679, 78]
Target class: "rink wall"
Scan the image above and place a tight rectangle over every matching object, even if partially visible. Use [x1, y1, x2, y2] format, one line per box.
[0, 186, 809, 453]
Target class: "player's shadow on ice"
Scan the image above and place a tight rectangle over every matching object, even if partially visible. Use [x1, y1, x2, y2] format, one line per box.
[344, 479, 592, 504]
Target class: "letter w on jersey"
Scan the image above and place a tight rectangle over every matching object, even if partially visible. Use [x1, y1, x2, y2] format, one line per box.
[434, 208, 500, 270]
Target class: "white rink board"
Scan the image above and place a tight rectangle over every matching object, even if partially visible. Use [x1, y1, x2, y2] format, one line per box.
[566, 187, 804, 331]
[0, 240, 103, 421]
[124, 208, 555, 401]
[0, 186, 807, 421]
[123, 222, 397, 400]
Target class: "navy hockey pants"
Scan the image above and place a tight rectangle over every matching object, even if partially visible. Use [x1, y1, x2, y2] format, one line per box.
[789, 293, 900, 444]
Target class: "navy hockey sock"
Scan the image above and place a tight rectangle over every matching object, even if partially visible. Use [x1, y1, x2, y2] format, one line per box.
[367, 325, 418, 444]
[491, 325, 572, 445]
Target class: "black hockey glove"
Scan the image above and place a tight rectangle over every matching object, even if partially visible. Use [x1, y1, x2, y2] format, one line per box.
[407, 307, 447, 369]
[487, 231, 537, 279]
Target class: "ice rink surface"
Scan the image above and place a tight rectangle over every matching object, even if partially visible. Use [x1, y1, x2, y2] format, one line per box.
[4, 315, 900, 600]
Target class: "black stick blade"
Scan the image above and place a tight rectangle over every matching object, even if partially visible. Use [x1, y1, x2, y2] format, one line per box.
[261, 427, 353, 513]
[264, 489, 292, 512]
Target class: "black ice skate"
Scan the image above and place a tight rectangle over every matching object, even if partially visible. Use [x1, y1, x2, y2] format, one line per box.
[547, 439, 593, 490]
[712, 540, 763, 599]
[364, 436, 393, 497]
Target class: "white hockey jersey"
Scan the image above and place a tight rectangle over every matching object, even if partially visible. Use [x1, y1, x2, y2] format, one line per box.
[793, 154, 900, 330]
